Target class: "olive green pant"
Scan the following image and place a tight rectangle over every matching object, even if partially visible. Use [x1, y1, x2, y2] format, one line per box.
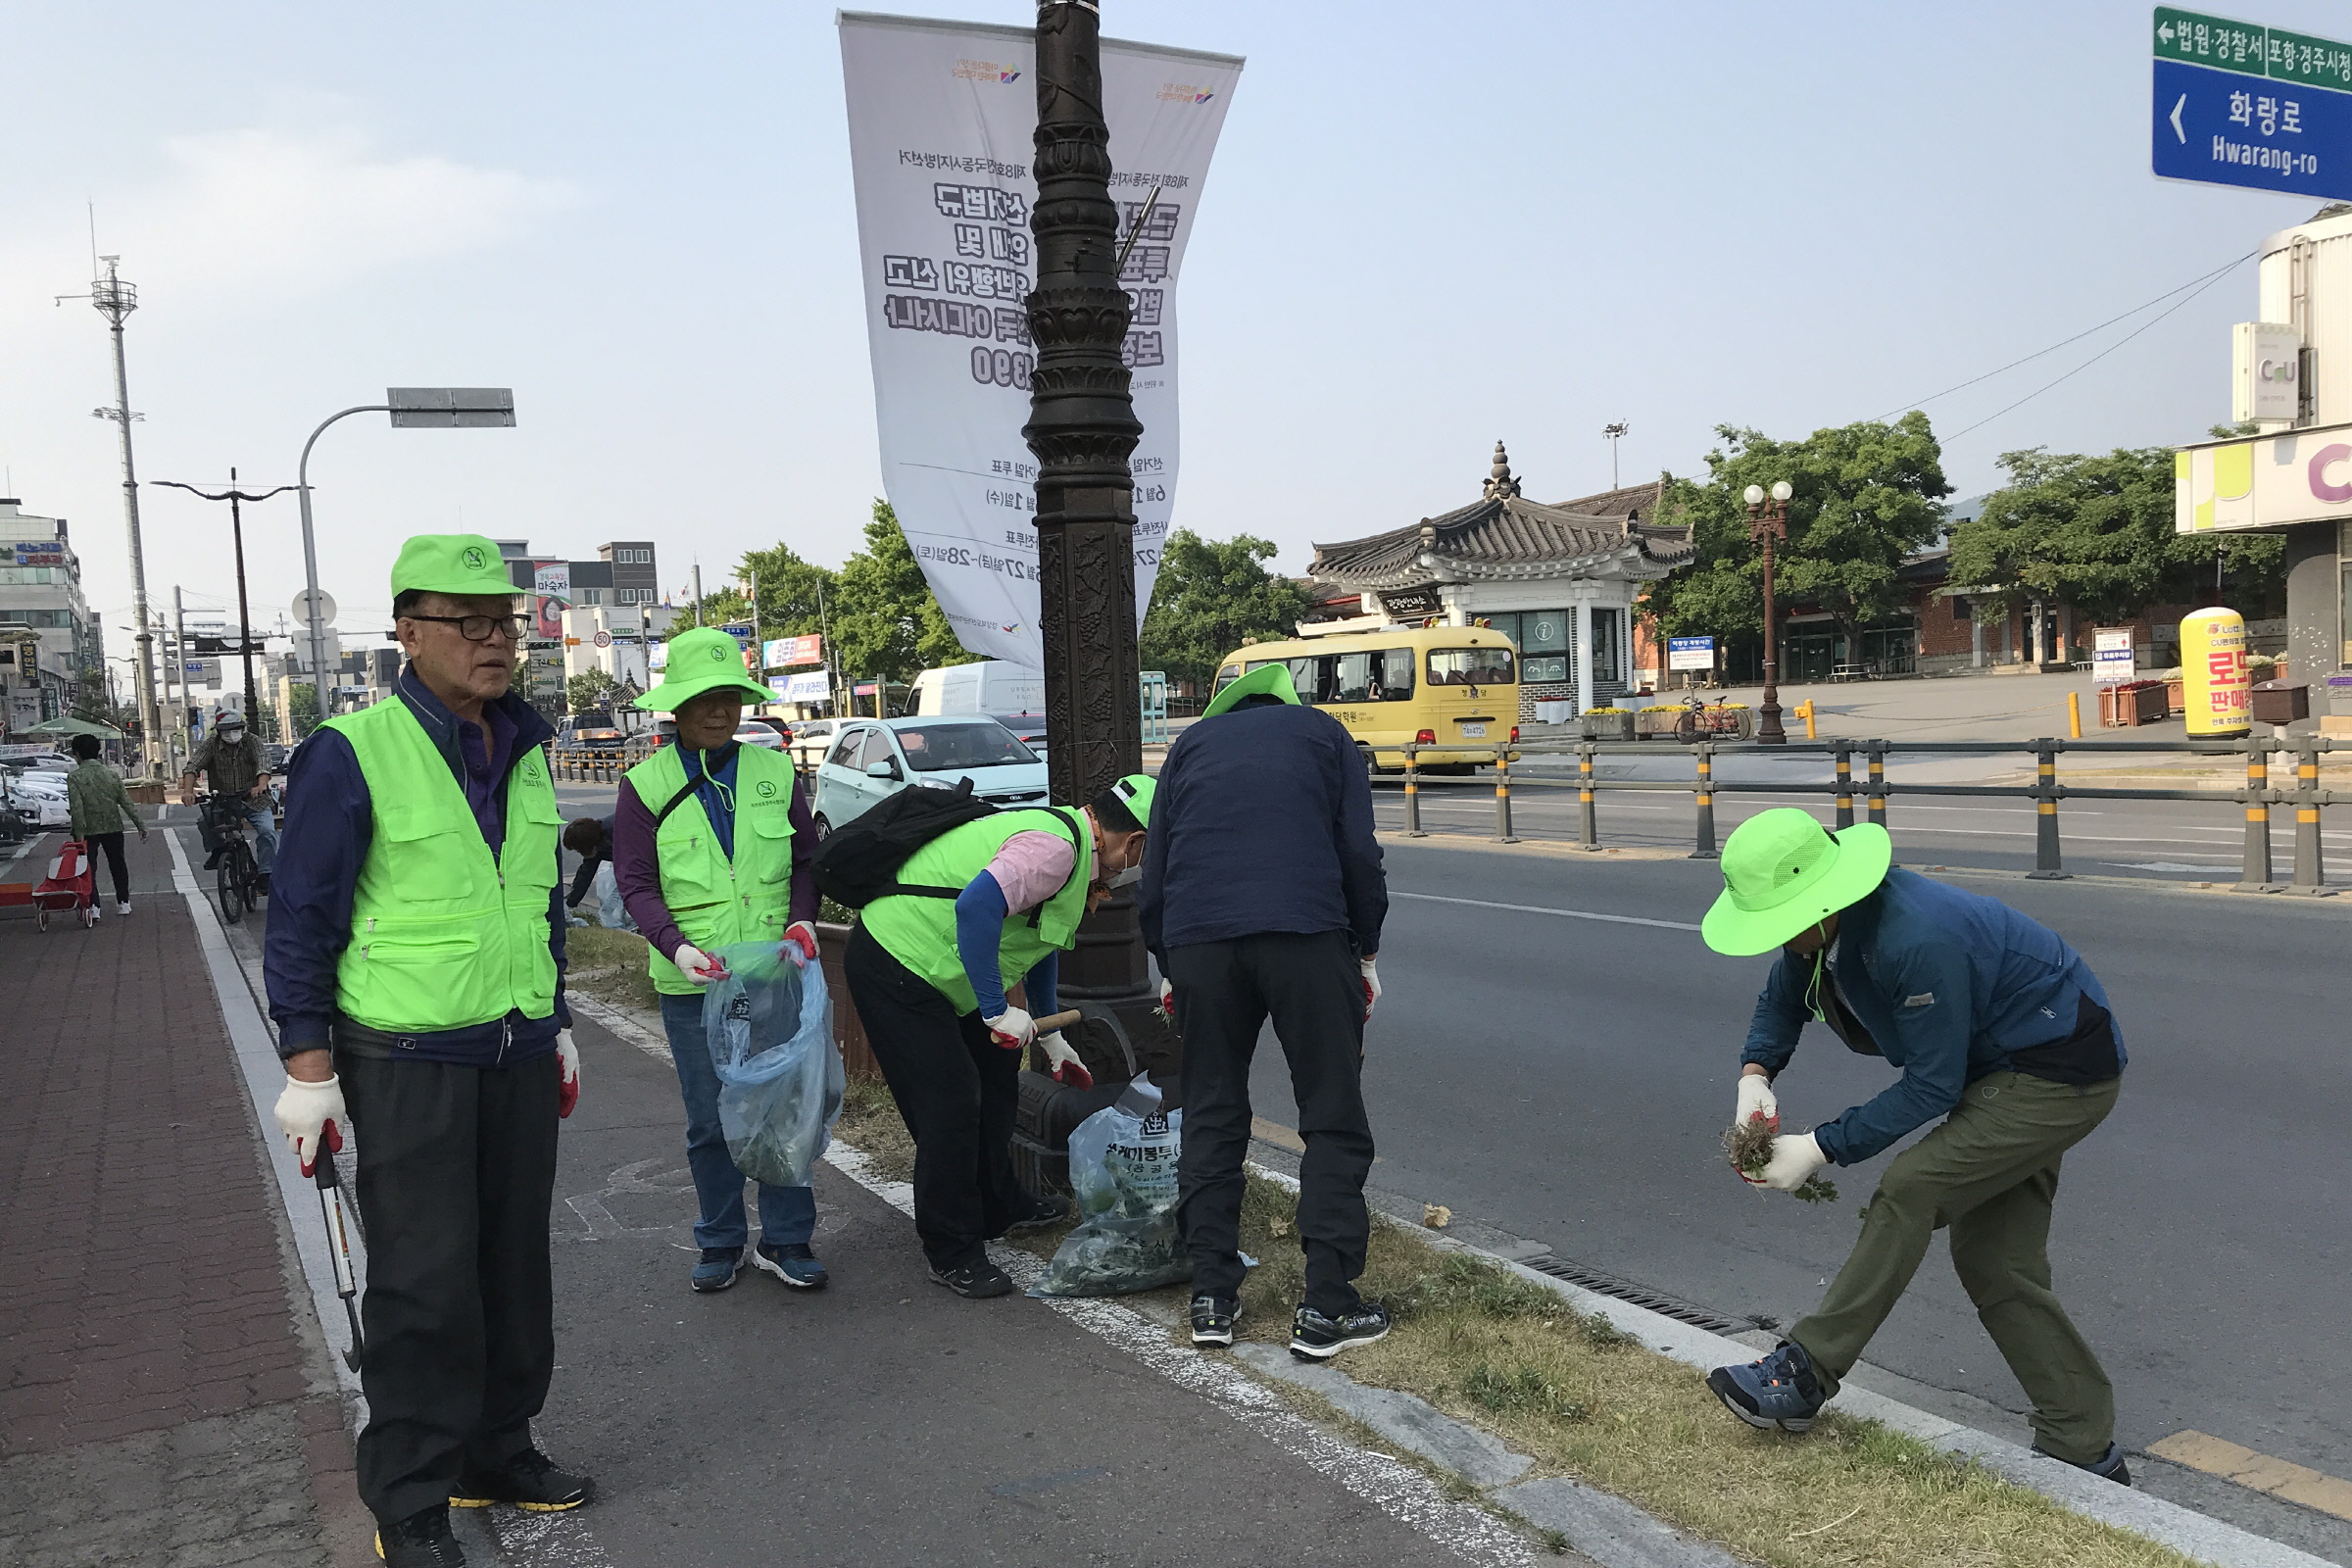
[1789, 1070, 2122, 1465]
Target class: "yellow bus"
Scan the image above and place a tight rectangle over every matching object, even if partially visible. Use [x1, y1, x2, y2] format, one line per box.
[1209, 625, 1521, 773]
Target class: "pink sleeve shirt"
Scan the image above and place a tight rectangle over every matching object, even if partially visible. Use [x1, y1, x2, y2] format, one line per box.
[984, 829, 1078, 913]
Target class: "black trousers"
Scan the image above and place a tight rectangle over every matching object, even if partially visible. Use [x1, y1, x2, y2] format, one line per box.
[1168, 930, 1373, 1316]
[845, 924, 1023, 1270]
[85, 831, 129, 904]
[335, 1042, 562, 1525]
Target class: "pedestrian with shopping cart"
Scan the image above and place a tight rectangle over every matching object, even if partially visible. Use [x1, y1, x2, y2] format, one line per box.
[264, 533, 588, 1568]
[64, 731, 146, 916]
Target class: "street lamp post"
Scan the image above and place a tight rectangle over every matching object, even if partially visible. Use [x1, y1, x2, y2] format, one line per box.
[1603, 421, 1629, 490]
[295, 389, 515, 718]
[1744, 480, 1792, 746]
[1024, 0, 1174, 1075]
[151, 471, 292, 723]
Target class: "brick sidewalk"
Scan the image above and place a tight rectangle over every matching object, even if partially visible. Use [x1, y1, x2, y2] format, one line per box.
[0, 830, 365, 1566]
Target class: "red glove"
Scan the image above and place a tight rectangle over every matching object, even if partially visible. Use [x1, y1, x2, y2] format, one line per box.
[556, 1030, 581, 1119]
[783, 921, 819, 963]
[1038, 1030, 1092, 1089]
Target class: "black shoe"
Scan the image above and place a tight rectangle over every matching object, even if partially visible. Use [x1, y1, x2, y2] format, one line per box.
[2034, 1442, 2132, 1487]
[450, 1447, 594, 1512]
[254, 872, 271, 899]
[201, 852, 220, 870]
[928, 1258, 1015, 1298]
[995, 1194, 1072, 1237]
[376, 1505, 466, 1566]
[1290, 1300, 1391, 1360]
[1190, 1295, 1241, 1347]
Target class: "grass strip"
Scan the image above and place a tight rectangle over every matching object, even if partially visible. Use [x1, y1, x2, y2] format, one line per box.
[565, 925, 662, 1012]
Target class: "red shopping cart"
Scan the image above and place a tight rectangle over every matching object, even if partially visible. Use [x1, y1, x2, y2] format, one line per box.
[32, 838, 98, 932]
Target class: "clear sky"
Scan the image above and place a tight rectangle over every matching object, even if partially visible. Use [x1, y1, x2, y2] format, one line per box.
[4, 0, 2346, 652]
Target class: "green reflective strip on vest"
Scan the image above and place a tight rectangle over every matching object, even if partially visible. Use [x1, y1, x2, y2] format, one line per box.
[327, 697, 561, 1033]
[860, 807, 1091, 1015]
[625, 744, 799, 995]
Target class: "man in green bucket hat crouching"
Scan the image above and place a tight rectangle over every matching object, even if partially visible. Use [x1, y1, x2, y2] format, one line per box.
[1698, 808, 2131, 1485]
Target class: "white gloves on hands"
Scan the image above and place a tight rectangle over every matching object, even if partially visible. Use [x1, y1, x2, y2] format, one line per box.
[673, 942, 728, 985]
[1157, 977, 1174, 1019]
[1736, 1072, 1780, 1132]
[274, 1073, 346, 1175]
[1037, 1029, 1092, 1089]
[1750, 1133, 1830, 1192]
[984, 1005, 1037, 1051]
[556, 1029, 581, 1119]
[1359, 956, 1382, 1021]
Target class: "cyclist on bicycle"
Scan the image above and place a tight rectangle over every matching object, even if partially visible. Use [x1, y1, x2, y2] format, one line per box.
[181, 710, 276, 894]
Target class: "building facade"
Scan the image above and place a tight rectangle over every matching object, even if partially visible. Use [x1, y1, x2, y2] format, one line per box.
[0, 500, 101, 725]
[1307, 446, 1693, 716]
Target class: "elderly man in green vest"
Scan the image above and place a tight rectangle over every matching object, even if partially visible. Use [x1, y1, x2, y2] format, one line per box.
[265, 534, 587, 1568]
[848, 773, 1153, 1298]
[612, 626, 829, 1295]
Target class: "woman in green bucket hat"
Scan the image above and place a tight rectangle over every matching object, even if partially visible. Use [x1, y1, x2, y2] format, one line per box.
[612, 626, 833, 1295]
[1698, 808, 2131, 1486]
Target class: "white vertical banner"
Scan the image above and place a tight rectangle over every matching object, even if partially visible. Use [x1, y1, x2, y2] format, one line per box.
[838, 11, 1242, 670]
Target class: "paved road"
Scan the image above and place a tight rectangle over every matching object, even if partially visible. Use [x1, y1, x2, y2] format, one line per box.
[1246, 841, 2352, 1544]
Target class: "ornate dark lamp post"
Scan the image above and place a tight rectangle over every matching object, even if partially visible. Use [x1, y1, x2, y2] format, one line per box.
[1743, 479, 1792, 746]
[1024, 0, 1176, 1076]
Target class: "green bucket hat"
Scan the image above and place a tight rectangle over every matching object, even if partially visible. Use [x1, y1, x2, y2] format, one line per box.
[1108, 772, 1155, 826]
[391, 533, 517, 599]
[634, 626, 772, 711]
[1700, 808, 1892, 956]
[1201, 662, 1299, 719]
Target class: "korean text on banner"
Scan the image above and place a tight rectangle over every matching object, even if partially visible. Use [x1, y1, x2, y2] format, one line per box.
[1668, 636, 1716, 672]
[838, 11, 1243, 670]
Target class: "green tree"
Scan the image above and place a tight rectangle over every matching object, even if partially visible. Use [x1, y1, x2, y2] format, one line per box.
[285, 682, 321, 739]
[1947, 444, 2284, 626]
[1647, 415, 1952, 657]
[566, 668, 618, 715]
[1140, 529, 1311, 688]
[833, 500, 971, 682]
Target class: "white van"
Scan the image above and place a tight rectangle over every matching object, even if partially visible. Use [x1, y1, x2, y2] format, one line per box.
[908, 661, 1044, 717]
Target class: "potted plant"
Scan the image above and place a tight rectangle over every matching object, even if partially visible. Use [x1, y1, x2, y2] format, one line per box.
[1580, 706, 1634, 742]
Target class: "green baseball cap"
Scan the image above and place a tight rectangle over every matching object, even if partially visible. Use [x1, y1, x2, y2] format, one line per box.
[634, 626, 772, 712]
[1201, 662, 1300, 719]
[390, 533, 517, 599]
[1701, 808, 1892, 956]
[1108, 772, 1155, 826]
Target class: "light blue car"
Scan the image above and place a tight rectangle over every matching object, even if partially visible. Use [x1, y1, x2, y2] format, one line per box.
[808, 714, 1051, 837]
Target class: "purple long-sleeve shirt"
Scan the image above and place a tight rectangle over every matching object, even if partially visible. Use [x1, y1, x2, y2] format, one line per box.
[612, 753, 820, 964]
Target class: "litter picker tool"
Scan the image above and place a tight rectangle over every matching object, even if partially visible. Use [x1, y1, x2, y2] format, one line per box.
[314, 1150, 366, 1370]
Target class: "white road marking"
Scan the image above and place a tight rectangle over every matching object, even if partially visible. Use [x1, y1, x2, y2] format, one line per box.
[1393, 889, 1702, 933]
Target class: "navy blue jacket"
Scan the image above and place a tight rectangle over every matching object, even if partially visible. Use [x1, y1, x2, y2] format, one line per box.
[265, 668, 567, 1065]
[1742, 869, 2123, 1165]
[1140, 698, 1386, 958]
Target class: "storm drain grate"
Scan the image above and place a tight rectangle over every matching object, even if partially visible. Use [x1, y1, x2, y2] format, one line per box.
[1515, 1253, 1750, 1337]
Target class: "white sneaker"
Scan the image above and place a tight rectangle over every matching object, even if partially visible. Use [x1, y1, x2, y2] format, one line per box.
[116, 902, 132, 915]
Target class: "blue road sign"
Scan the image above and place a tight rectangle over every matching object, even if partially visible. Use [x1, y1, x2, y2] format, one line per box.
[2153, 57, 2352, 198]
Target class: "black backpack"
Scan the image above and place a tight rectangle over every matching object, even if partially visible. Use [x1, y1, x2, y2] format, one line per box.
[810, 778, 1003, 909]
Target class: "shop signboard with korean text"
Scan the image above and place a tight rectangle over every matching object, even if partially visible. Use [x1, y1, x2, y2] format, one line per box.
[2177, 419, 2352, 532]
[762, 634, 823, 670]
[839, 11, 1242, 667]
[1668, 636, 1716, 672]
[2093, 628, 2137, 686]
[771, 671, 831, 704]
[2151, 8, 2352, 201]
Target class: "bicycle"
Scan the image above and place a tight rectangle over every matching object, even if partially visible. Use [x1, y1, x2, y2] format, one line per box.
[202, 791, 266, 924]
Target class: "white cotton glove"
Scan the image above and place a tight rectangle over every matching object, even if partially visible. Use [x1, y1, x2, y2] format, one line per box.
[1359, 956, 1382, 1021]
[274, 1073, 346, 1176]
[1037, 1029, 1093, 1089]
[1749, 1133, 1830, 1193]
[556, 1029, 581, 1120]
[1736, 1072, 1780, 1132]
[672, 942, 728, 985]
[984, 1004, 1037, 1051]
[1157, 977, 1175, 1020]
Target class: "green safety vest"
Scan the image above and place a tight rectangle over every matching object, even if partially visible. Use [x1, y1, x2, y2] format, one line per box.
[625, 743, 800, 995]
[861, 808, 1093, 1015]
[327, 697, 561, 1034]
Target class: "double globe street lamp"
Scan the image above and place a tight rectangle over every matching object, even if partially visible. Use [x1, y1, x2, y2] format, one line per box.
[1743, 479, 1793, 746]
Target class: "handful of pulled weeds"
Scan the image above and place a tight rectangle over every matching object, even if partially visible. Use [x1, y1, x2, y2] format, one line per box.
[1722, 1113, 1840, 1204]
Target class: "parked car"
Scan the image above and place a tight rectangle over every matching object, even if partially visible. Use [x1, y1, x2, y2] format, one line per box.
[557, 714, 625, 750]
[4, 768, 72, 828]
[733, 718, 788, 751]
[992, 712, 1048, 750]
[809, 715, 1050, 836]
[784, 718, 839, 772]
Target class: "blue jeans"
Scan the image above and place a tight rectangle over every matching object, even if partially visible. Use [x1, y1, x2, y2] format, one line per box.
[227, 800, 278, 871]
[660, 992, 815, 1251]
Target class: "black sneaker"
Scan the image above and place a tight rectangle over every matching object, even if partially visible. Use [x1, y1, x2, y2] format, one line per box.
[1190, 1295, 1241, 1347]
[201, 852, 220, 871]
[450, 1447, 594, 1512]
[690, 1247, 743, 1293]
[1290, 1300, 1391, 1360]
[928, 1258, 1015, 1298]
[995, 1194, 1073, 1237]
[2034, 1442, 2132, 1487]
[375, 1505, 466, 1566]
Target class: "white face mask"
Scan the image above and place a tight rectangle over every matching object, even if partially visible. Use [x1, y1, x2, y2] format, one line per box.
[1103, 863, 1142, 890]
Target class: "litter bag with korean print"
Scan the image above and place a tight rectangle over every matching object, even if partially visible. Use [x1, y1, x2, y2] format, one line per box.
[1031, 1073, 1189, 1297]
[703, 941, 843, 1188]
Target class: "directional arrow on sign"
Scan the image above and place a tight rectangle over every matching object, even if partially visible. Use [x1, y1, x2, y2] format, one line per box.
[2171, 93, 2186, 143]
[2158, 20, 2176, 45]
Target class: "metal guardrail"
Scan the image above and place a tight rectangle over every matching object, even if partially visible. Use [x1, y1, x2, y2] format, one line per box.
[551, 748, 638, 783]
[1396, 735, 2344, 896]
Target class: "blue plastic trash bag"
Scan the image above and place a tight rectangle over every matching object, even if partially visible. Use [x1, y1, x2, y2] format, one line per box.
[702, 941, 844, 1189]
[1031, 1073, 1190, 1297]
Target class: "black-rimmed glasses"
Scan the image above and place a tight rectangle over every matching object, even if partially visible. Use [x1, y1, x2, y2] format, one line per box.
[403, 612, 527, 644]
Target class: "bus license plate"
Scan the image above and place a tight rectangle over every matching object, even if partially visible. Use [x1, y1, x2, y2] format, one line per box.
[1459, 722, 1487, 739]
